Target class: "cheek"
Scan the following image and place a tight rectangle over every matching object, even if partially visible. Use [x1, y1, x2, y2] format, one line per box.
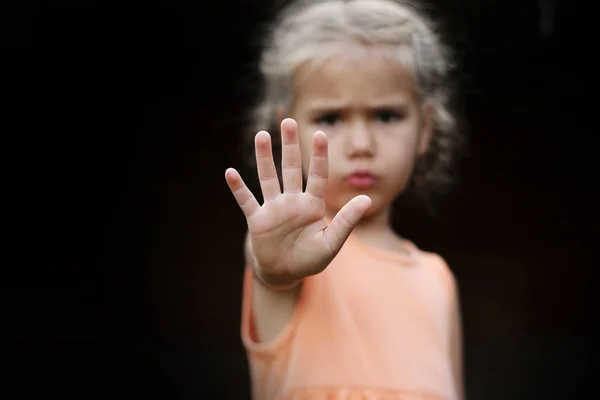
[379, 142, 419, 183]
[381, 132, 418, 161]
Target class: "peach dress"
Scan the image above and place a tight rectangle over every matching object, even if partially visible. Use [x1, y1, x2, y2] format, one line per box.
[241, 234, 462, 400]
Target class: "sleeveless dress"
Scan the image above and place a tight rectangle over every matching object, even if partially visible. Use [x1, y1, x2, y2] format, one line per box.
[241, 234, 463, 400]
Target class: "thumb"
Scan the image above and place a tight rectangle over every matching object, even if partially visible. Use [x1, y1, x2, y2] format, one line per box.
[324, 195, 372, 252]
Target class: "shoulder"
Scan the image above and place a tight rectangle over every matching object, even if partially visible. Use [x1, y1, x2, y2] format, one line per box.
[416, 248, 458, 298]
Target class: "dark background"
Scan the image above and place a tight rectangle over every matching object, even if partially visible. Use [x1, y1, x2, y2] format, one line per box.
[4, 1, 598, 399]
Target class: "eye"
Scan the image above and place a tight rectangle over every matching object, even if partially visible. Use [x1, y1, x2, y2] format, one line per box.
[375, 109, 403, 123]
[315, 112, 341, 126]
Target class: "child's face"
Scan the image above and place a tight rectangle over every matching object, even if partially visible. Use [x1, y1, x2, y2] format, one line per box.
[289, 49, 432, 219]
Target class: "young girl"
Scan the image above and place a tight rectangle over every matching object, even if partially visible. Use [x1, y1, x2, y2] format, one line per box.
[225, 0, 464, 399]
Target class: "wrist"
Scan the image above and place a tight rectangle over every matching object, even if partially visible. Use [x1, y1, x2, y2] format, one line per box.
[245, 234, 301, 291]
[252, 264, 301, 292]
[257, 276, 301, 291]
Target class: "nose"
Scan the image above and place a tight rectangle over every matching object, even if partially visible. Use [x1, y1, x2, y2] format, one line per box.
[346, 120, 375, 158]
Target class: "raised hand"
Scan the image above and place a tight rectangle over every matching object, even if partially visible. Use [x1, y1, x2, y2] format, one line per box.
[225, 118, 371, 287]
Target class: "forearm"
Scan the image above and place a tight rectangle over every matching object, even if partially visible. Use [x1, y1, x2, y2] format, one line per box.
[244, 232, 302, 343]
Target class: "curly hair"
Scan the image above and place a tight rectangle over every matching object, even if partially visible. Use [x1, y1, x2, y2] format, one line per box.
[242, 0, 464, 203]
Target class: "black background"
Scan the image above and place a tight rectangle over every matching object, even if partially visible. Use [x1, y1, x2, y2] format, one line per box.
[4, 1, 598, 399]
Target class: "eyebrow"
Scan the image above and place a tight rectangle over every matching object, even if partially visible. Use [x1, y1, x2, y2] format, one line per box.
[307, 99, 410, 113]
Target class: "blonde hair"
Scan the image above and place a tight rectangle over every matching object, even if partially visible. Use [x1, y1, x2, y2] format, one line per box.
[244, 0, 463, 199]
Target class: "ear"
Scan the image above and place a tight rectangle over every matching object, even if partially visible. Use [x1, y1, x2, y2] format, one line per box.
[417, 102, 434, 156]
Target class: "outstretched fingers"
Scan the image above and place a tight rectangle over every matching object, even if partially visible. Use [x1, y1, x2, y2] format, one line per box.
[225, 168, 261, 218]
[280, 118, 303, 193]
[305, 131, 329, 199]
[255, 131, 281, 201]
[324, 195, 372, 252]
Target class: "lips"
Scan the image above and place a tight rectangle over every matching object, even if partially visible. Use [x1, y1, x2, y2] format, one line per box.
[346, 170, 378, 189]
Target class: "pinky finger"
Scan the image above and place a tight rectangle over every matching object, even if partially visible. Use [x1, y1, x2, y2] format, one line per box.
[225, 168, 261, 219]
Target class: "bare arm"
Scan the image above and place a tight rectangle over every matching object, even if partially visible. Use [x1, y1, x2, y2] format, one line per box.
[226, 118, 370, 344]
[244, 232, 301, 343]
[450, 290, 465, 400]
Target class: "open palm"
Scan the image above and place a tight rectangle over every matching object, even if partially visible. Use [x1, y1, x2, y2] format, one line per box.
[225, 118, 371, 286]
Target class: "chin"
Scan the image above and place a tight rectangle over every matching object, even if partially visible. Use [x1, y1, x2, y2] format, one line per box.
[363, 201, 386, 219]
[327, 196, 380, 219]
[326, 184, 398, 215]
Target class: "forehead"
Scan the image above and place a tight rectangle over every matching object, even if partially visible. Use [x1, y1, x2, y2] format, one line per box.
[292, 48, 418, 108]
